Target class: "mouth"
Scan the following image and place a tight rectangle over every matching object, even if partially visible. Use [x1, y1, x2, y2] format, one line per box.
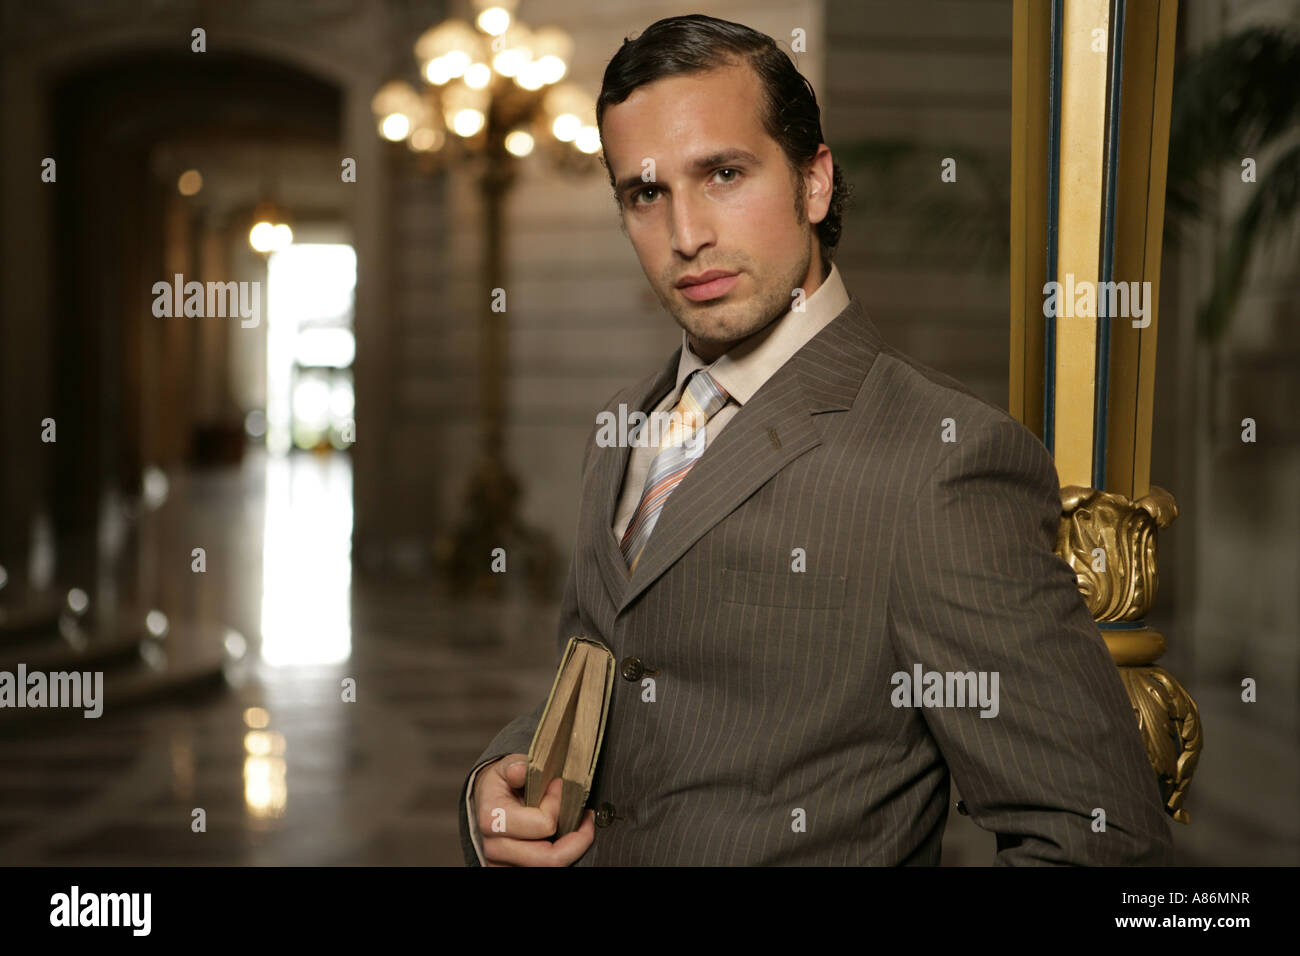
[675, 270, 740, 302]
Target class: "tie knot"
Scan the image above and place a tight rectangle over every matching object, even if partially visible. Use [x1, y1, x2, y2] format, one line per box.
[683, 369, 730, 422]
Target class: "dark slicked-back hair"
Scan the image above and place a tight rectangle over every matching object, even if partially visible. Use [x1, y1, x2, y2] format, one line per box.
[596, 13, 852, 267]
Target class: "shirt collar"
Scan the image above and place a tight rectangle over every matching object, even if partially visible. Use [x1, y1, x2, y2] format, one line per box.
[673, 261, 851, 405]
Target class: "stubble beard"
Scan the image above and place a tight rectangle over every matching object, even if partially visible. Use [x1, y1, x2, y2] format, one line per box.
[654, 243, 811, 358]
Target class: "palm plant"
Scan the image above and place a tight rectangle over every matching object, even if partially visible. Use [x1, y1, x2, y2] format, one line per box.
[1166, 24, 1300, 340]
[832, 138, 1010, 273]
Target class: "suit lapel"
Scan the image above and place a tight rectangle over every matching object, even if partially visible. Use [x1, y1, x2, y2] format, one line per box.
[613, 297, 886, 615]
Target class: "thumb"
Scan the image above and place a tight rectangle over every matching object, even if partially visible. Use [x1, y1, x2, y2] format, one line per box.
[501, 755, 528, 786]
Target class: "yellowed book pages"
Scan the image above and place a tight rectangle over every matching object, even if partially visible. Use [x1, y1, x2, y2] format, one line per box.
[524, 637, 616, 838]
[524, 641, 588, 809]
[557, 648, 611, 835]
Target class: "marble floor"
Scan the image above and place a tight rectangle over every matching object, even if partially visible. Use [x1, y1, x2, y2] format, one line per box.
[0, 448, 563, 866]
[0, 447, 1287, 865]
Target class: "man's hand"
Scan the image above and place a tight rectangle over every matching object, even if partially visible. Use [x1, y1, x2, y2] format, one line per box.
[473, 754, 596, 866]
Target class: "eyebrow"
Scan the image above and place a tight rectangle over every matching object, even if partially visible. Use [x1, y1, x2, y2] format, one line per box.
[613, 148, 762, 202]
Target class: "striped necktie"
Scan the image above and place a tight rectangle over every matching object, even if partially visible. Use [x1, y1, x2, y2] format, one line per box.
[620, 369, 730, 574]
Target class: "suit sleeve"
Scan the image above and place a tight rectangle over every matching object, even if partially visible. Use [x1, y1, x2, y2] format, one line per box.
[457, 419, 600, 866]
[886, 416, 1174, 865]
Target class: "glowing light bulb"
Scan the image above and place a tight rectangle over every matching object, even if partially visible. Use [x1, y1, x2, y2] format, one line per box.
[380, 113, 411, 141]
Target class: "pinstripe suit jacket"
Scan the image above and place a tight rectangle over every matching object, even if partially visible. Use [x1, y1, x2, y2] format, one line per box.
[459, 296, 1174, 866]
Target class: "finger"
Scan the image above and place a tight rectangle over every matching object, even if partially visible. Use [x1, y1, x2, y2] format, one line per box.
[483, 817, 594, 868]
[536, 775, 565, 819]
[548, 810, 597, 864]
[477, 777, 563, 840]
[477, 799, 563, 840]
[494, 757, 549, 809]
[483, 837, 557, 867]
[500, 757, 529, 789]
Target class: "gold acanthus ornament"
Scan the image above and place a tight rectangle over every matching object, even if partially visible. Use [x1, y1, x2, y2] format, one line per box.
[1056, 485, 1178, 622]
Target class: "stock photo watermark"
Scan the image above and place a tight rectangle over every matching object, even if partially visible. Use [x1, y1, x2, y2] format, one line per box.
[595, 405, 707, 450]
[891, 664, 1000, 718]
[152, 274, 260, 328]
[0, 665, 103, 718]
[1043, 273, 1153, 328]
[50, 886, 151, 936]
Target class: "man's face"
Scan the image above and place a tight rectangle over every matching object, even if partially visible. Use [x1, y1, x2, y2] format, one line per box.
[601, 61, 832, 361]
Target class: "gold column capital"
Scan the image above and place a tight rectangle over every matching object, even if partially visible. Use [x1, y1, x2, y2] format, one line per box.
[1055, 484, 1201, 823]
[1057, 484, 1177, 623]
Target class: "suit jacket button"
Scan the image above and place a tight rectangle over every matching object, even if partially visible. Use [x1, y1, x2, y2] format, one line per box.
[595, 802, 616, 827]
[620, 657, 644, 681]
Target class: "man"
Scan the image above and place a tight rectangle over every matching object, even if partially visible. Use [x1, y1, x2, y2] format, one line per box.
[458, 14, 1174, 866]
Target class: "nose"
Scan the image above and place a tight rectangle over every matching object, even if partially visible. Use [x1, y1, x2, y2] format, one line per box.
[669, 190, 715, 258]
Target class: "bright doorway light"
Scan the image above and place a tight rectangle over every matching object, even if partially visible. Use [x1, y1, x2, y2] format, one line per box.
[265, 244, 356, 455]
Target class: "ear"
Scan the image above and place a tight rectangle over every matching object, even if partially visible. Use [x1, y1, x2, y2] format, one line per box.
[803, 144, 834, 226]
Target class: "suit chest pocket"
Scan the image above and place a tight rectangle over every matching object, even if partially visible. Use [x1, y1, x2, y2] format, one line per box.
[719, 566, 848, 609]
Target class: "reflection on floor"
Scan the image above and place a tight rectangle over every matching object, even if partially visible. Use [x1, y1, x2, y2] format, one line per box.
[0, 447, 558, 865]
[3, 447, 1264, 865]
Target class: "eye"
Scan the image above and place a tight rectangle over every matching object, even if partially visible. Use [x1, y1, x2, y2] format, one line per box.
[632, 186, 660, 206]
[713, 167, 740, 183]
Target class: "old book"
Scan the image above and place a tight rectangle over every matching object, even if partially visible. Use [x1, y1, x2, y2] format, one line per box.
[524, 637, 615, 837]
